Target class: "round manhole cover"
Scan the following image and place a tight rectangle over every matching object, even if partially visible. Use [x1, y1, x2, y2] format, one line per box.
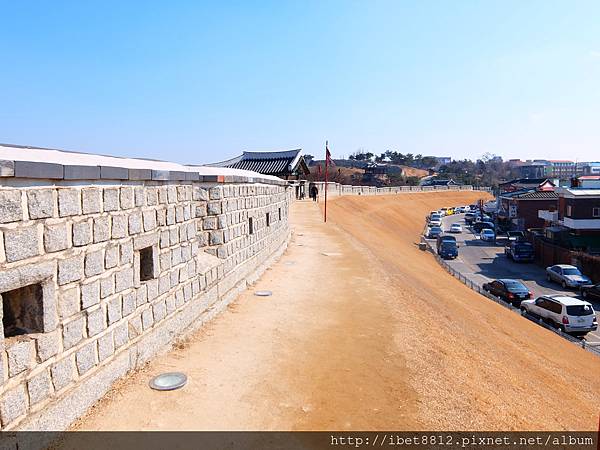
[254, 290, 273, 297]
[149, 372, 187, 391]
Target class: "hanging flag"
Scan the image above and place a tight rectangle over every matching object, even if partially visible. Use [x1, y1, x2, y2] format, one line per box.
[326, 144, 335, 167]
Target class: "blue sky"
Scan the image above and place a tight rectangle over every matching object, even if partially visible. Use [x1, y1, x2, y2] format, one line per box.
[2, 1, 600, 164]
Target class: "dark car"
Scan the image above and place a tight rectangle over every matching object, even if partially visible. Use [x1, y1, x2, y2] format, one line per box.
[580, 284, 600, 300]
[482, 279, 532, 306]
[436, 234, 457, 249]
[464, 212, 476, 224]
[472, 221, 495, 233]
[427, 226, 443, 239]
[437, 238, 458, 259]
[504, 241, 534, 262]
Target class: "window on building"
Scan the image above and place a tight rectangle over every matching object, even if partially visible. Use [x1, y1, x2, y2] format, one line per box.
[266, 212, 271, 227]
[249, 217, 254, 235]
[140, 246, 155, 281]
[566, 205, 572, 217]
[278, 207, 282, 221]
[2, 284, 44, 338]
[593, 207, 600, 218]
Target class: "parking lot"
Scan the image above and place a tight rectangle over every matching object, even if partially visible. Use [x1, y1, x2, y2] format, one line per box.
[426, 212, 600, 344]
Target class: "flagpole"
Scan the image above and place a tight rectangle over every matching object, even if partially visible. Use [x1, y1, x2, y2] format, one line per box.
[324, 141, 328, 223]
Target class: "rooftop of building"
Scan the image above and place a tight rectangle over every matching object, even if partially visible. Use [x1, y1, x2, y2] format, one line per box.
[207, 149, 309, 176]
[500, 189, 559, 199]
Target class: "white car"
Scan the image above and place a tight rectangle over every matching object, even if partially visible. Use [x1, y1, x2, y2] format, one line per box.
[429, 218, 442, 227]
[449, 223, 462, 233]
[546, 264, 592, 289]
[428, 213, 442, 223]
[480, 228, 495, 241]
[520, 295, 598, 336]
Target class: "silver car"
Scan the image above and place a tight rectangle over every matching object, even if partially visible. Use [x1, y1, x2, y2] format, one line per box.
[546, 264, 591, 289]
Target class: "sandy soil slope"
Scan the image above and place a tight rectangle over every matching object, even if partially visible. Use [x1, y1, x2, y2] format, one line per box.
[324, 193, 600, 430]
[73, 193, 600, 432]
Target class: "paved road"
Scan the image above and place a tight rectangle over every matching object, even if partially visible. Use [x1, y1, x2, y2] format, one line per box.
[427, 213, 600, 343]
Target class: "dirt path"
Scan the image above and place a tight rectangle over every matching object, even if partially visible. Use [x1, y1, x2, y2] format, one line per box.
[74, 193, 600, 431]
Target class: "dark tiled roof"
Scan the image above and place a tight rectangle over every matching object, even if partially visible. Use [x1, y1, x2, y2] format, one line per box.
[422, 179, 458, 186]
[499, 178, 554, 186]
[503, 190, 559, 199]
[208, 149, 309, 176]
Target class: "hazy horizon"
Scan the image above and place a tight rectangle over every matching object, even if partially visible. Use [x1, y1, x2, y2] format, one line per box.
[2, 1, 599, 165]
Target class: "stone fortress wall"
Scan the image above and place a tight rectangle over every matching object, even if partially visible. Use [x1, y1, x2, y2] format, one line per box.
[0, 145, 291, 431]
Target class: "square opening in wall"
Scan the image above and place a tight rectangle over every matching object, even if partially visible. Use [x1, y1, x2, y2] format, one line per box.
[140, 246, 155, 281]
[249, 217, 254, 235]
[266, 212, 271, 227]
[2, 284, 44, 338]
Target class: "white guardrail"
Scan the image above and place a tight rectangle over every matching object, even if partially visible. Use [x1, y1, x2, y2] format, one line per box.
[420, 234, 600, 358]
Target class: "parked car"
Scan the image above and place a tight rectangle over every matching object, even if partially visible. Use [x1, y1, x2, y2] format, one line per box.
[520, 295, 598, 336]
[482, 279, 532, 306]
[480, 229, 496, 242]
[506, 231, 526, 241]
[427, 226, 443, 239]
[437, 239, 458, 259]
[546, 264, 592, 289]
[474, 214, 492, 223]
[472, 221, 495, 233]
[436, 234, 457, 249]
[429, 218, 442, 227]
[427, 213, 442, 223]
[464, 212, 476, 224]
[504, 241, 534, 262]
[449, 223, 462, 233]
[446, 207, 455, 215]
[580, 284, 600, 300]
[439, 208, 448, 216]
[483, 201, 497, 213]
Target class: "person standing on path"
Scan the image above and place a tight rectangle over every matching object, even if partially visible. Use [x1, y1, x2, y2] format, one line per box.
[310, 185, 319, 202]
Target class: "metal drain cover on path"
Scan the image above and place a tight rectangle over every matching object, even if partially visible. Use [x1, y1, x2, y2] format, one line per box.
[149, 372, 187, 391]
[254, 290, 273, 297]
